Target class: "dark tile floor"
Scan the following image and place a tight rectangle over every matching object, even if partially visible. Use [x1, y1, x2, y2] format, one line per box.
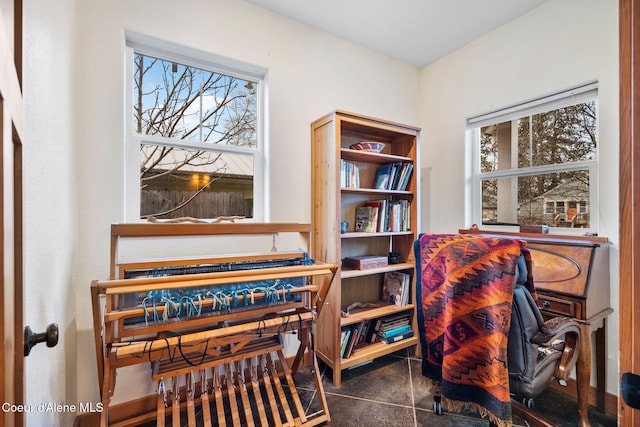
[294, 349, 617, 427]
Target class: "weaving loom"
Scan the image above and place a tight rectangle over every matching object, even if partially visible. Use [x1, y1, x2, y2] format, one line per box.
[91, 223, 336, 426]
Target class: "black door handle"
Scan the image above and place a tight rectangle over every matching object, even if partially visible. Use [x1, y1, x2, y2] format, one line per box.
[24, 323, 58, 356]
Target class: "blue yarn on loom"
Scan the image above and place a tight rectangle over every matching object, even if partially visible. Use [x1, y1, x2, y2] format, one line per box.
[140, 277, 305, 324]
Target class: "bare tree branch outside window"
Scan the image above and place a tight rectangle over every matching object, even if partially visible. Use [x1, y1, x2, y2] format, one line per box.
[133, 53, 258, 219]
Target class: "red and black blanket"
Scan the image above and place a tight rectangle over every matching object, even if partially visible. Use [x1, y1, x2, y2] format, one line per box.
[414, 233, 533, 427]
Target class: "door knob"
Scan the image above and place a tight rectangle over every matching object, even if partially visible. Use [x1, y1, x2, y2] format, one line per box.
[24, 323, 58, 356]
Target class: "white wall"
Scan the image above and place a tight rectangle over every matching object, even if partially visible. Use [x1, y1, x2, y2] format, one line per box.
[418, 0, 619, 394]
[23, 0, 79, 426]
[23, 0, 419, 424]
[22, 0, 621, 424]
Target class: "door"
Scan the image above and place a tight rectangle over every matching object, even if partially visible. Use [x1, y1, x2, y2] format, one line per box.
[619, 0, 640, 425]
[0, 1, 25, 426]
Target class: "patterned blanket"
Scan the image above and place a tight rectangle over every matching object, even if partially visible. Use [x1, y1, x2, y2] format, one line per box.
[414, 233, 532, 427]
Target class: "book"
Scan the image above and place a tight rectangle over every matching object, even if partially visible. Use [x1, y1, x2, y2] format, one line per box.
[382, 271, 409, 306]
[379, 317, 410, 331]
[373, 164, 392, 189]
[353, 320, 369, 348]
[355, 206, 378, 232]
[340, 327, 352, 358]
[344, 324, 360, 358]
[388, 162, 399, 190]
[364, 321, 378, 343]
[397, 163, 414, 191]
[363, 200, 383, 231]
[341, 159, 360, 188]
[343, 255, 388, 270]
[380, 329, 415, 344]
[389, 201, 401, 232]
[379, 324, 412, 338]
[376, 311, 411, 326]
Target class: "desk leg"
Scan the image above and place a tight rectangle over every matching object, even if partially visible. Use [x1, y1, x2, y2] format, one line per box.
[595, 321, 607, 413]
[577, 323, 591, 427]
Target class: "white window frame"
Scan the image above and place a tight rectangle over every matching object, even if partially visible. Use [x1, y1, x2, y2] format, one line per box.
[465, 82, 599, 234]
[123, 32, 268, 222]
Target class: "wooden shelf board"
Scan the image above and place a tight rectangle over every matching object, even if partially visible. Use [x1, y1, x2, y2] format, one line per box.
[340, 187, 413, 196]
[340, 303, 415, 326]
[341, 262, 414, 278]
[340, 231, 413, 239]
[340, 337, 418, 369]
[341, 148, 413, 164]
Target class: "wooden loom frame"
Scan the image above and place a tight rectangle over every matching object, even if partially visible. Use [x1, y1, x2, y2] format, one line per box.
[91, 222, 337, 426]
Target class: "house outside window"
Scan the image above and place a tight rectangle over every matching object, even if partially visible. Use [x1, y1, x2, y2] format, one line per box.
[468, 83, 598, 230]
[125, 35, 266, 221]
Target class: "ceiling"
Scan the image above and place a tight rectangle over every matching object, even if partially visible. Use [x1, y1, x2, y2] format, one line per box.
[246, 0, 550, 68]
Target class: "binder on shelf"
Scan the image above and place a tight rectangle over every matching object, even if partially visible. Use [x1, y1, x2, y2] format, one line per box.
[380, 329, 415, 344]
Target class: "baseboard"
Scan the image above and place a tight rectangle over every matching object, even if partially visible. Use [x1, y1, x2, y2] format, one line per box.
[549, 378, 618, 416]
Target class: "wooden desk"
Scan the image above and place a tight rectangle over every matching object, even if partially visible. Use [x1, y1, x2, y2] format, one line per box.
[460, 229, 612, 424]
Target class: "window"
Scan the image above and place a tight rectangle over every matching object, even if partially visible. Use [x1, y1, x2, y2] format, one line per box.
[545, 201, 554, 215]
[125, 35, 265, 221]
[467, 83, 598, 230]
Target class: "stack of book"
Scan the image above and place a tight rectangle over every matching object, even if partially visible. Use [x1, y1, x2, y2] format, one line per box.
[373, 162, 414, 191]
[372, 312, 414, 344]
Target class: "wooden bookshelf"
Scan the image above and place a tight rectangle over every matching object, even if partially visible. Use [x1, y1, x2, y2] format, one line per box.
[311, 110, 420, 386]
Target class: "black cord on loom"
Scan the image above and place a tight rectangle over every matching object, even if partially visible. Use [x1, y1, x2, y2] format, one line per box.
[278, 315, 290, 335]
[163, 337, 177, 363]
[256, 319, 266, 338]
[176, 335, 210, 367]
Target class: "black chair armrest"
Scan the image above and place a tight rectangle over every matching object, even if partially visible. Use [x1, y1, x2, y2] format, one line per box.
[531, 316, 581, 346]
[531, 316, 582, 382]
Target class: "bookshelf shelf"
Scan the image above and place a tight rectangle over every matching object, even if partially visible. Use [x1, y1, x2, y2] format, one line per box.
[341, 187, 413, 196]
[340, 231, 413, 239]
[340, 303, 415, 327]
[341, 262, 414, 278]
[311, 110, 420, 386]
[341, 148, 413, 164]
[341, 337, 419, 369]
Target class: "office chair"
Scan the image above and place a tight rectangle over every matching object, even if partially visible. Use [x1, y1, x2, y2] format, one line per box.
[507, 253, 583, 422]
